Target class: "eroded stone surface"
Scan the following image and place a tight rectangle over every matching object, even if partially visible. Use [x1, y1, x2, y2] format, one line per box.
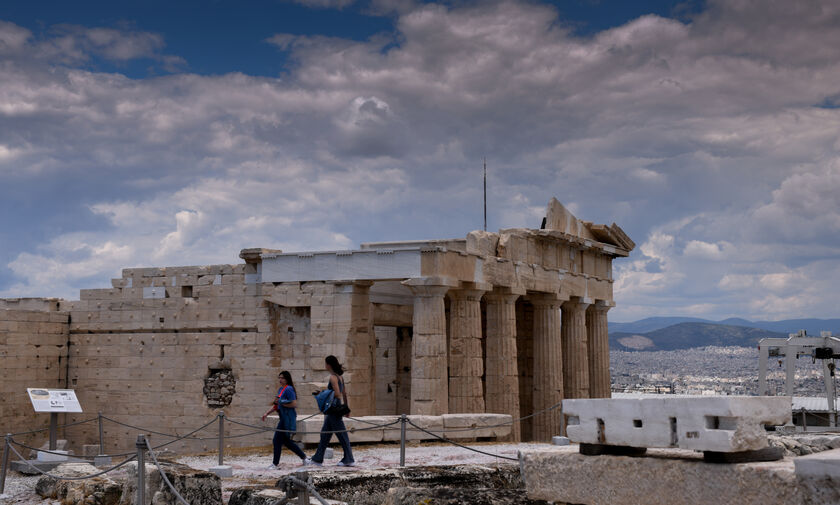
[121, 461, 222, 505]
[35, 462, 122, 505]
[229, 464, 526, 505]
[520, 445, 840, 505]
[384, 486, 550, 505]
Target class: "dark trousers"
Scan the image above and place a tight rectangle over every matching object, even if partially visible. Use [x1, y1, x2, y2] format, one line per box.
[273, 421, 306, 465]
[311, 413, 354, 464]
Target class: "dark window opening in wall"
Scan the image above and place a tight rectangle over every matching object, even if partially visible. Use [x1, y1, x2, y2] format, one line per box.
[181, 285, 194, 298]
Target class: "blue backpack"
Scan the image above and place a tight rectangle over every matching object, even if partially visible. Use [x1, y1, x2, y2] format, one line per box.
[315, 389, 335, 413]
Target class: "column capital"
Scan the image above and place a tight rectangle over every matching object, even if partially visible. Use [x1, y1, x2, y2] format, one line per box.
[590, 300, 614, 312]
[562, 296, 592, 311]
[525, 291, 567, 307]
[484, 288, 522, 305]
[448, 281, 492, 301]
[402, 276, 459, 297]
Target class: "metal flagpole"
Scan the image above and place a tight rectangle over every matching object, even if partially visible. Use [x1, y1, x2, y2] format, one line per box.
[483, 158, 487, 231]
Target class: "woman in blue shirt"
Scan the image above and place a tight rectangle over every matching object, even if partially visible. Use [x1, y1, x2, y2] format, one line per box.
[262, 370, 307, 468]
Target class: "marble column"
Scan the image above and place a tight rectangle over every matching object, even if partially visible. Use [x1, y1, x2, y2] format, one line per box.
[448, 285, 489, 414]
[529, 293, 564, 441]
[561, 297, 591, 400]
[404, 278, 454, 415]
[586, 302, 612, 398]
[485, 288, 522, 441]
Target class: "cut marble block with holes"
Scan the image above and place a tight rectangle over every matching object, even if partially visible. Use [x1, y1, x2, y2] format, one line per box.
[563, 396, 791, 452]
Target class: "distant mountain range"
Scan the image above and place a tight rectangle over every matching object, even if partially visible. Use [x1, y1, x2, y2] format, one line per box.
[609, 317, 840, 336]
[608, 322, 788, 351]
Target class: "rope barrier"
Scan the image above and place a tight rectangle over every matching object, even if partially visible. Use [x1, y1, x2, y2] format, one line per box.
[144, 437, 191, 505]
[8, 417, 99, 437]
[101, 416, 218, 441]
[7, 440, 97, 461]
[104, 417, 223, 458]
[5, 442, 137, 480]
[405, 420, 519, 462]
[225, 416, 401, 435]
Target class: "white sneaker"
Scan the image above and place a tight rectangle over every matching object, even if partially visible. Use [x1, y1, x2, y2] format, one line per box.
[336, 461, 355, 467]
[304, 458, 322, 467]
[264, 464, 278, 471]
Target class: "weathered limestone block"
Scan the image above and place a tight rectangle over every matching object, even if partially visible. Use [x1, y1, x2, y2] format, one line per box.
[442, 413, 512, 438]
[520, 446, 840, 505]
[465, 230, 500, 257]
[563, 396, 791, 452]
[122, 461, 222, 505]
[385, 486, 549, 505]
[36, 462, 122, 505]
[794, 447, 840, 479]
[229, 488, 346, 505]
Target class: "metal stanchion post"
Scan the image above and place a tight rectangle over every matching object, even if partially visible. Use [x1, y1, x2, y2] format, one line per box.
[136, 435, 146, 505]
[98, 412, 105, 456]
[399, 414, 407, 468]
[49, 412, 58, 451]
[0, 434, 11, 496]
[209, 411, 232, 477]
[218, 411, 225, 467]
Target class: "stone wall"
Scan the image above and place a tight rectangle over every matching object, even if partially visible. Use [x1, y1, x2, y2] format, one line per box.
[0, 307, 69, 456]
[57, 268, 380, 454]
[62, 264, 279, 454]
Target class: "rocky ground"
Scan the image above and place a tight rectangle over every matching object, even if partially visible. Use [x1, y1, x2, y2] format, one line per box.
[2, 434, 838, 505]
[0, 440, 542, 504]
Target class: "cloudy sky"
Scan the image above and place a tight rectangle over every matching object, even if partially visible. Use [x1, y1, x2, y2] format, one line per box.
[1, 0, 839, 322]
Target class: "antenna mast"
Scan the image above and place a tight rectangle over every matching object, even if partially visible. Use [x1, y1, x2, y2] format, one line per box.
[483, 157, 487, 231]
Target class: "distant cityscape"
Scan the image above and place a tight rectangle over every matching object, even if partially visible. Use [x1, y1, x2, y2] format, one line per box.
[610, 346, 834, 397]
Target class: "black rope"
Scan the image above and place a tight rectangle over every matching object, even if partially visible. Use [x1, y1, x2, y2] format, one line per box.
[6, 441, 137, 480]
[8, 439, 97, 461]
[101, 416, 217, 440]
[225, 416, 401, 435]
[144, 437, 191, 505]
[9, 416, 99, 437]
[406, 421, 519, 461]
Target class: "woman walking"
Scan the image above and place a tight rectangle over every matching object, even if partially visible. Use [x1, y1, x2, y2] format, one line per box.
[262, 370, 307, 469]
[308, 355, 355, 466]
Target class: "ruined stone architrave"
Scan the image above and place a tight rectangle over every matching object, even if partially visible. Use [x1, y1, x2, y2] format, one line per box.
[0, 198, 633, 453]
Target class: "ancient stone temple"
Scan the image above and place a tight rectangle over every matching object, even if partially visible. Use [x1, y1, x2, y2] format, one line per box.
[0, 198, 633, 450]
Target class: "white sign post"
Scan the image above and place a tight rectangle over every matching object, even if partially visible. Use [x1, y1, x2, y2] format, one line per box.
[27, 389, 83, 451]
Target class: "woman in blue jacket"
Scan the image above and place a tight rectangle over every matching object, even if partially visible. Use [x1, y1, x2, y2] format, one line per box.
[308, 355, 354, 466]
[262, 370, 307, 468]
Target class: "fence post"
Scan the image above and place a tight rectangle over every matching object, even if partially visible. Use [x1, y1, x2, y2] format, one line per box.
[218, 411, 225, 467]
[399, 414, 407, 468]
[49, 412, 58, 451]
[136, 435, 146, 505]
[98, 412, 105, 456]
[0, 434, 11, 496]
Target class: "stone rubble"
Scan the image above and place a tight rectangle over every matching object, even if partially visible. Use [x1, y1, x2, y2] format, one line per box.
[204, 369, 237, 408]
